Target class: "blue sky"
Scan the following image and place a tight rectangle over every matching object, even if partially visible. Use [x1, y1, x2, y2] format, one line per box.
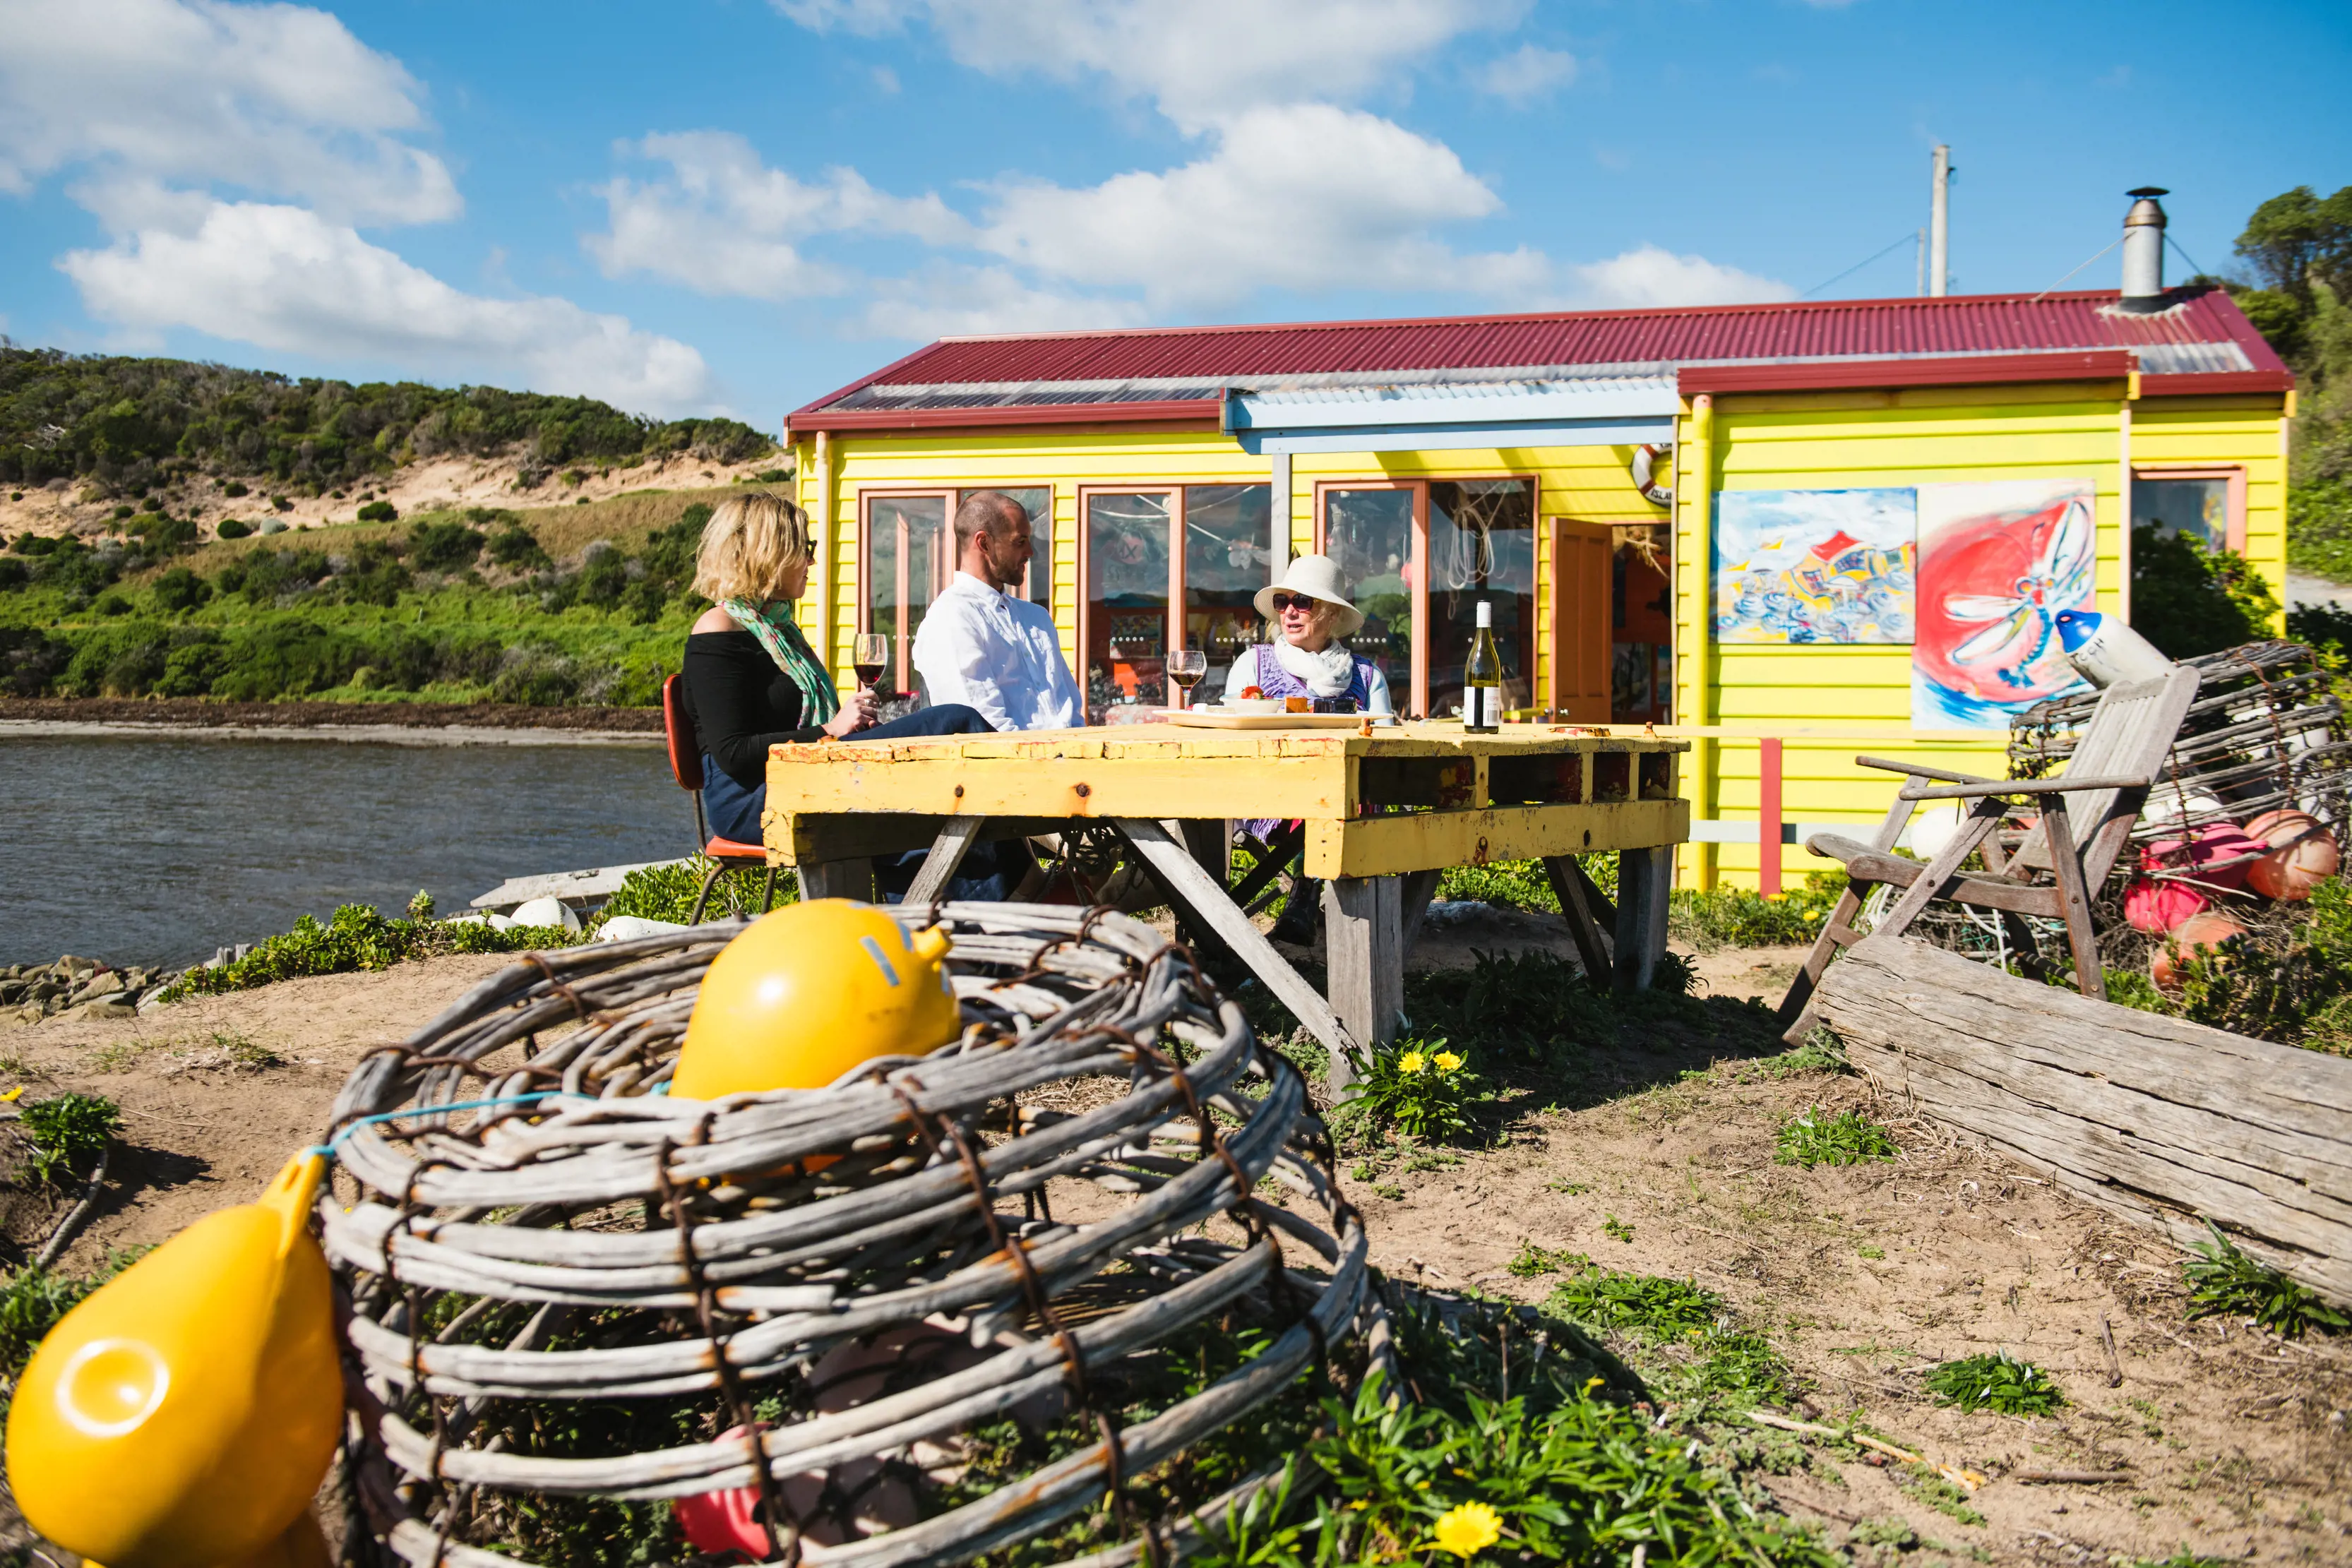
[3, 0, 2346, 429]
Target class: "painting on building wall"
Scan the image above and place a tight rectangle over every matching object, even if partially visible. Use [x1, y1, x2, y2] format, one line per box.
[1712, 489, 1918, 644]
[1912, 479, 2096, 728]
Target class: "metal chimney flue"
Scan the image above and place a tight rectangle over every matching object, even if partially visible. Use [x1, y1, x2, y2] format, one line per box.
[2119, 186, 2169, 312]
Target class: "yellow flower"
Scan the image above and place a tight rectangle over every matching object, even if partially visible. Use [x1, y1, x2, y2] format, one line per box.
[1432, 1500, 1503, 1558]
[0, 1086, 21, 1103]
[1432, 1051, 1464, 1072]
[1397, 1051, 1427, 1076]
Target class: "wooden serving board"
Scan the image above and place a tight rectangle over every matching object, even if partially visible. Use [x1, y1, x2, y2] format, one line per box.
[1167, 710, 1375, 729]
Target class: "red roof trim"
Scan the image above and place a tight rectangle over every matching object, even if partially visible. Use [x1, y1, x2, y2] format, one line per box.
[2135, 369, 2298, 397]
[1681, 351, 2136, 395]
[787, 397, 1223, 436]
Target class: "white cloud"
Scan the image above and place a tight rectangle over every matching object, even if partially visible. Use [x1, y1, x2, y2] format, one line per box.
[64, 201, 713, 412]
[0, 0, 458, 225]
[588, 131, 969, 301]
[1476, 43, 1577, 104]
[775, 0, 1526, 129]
[1570, 245, 1798, 309]
[976, 103, 1545, 310]
[854, 264, 1150, 340]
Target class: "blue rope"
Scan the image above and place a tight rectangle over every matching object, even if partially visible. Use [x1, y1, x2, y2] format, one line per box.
[301, 1090, 591, 1162]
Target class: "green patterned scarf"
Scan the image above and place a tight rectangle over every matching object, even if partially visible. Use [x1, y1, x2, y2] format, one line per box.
[720, 598, 840, 726]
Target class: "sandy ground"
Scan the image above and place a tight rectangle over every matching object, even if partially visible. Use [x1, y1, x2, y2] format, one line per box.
[2, 450, 783, 543]
[3, 927, 2346, 1565]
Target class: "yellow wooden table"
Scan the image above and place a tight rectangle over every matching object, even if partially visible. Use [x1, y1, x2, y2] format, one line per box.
[762, 722, 1690, 1084]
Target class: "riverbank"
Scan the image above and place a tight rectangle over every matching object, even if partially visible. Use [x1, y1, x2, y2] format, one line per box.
[0, 697, 659, 730]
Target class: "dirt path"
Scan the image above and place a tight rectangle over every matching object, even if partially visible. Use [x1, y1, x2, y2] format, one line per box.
[5, 937, 2346, 1565]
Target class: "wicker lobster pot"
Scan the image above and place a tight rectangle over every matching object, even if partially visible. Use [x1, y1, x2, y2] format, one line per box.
[323, 904, 1377, 1568]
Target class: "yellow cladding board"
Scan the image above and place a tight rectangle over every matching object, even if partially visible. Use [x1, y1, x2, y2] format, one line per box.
[1308, 799, 1690, 878]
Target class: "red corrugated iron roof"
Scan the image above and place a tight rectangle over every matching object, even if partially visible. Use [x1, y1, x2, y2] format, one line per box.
[789, 286, 2289, 433]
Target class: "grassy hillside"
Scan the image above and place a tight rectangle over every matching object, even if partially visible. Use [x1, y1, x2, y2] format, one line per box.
[1, 487, 746, 707]
[0, 345, 774, 498]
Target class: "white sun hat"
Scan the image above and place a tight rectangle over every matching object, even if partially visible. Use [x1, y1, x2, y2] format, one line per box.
[1251, 553, 1365, 636]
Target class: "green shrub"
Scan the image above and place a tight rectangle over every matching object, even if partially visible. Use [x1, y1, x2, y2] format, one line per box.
[215, 516, 253, 539]
[150, 565, 210, 612]
[407, 519, 484, 572]
[1774, 1106, 1899, 1168]
[2130, 523, 2279, 659]
[2286, 477, 2352, 584]
[206, 617, 364, 699]
[2181, 1220, 2348, 1338]
[222, 479, 249, 498]
[357, 500, 398, 522]
[1923, 1351, 2063, 1416]
[0, 558, 24, 592]
[18, 1092, 121, 1185]
[160, 903, 580, 998]
[1404, 949, 1613, 1065]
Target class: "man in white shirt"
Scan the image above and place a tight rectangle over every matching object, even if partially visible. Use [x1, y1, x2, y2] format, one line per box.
[913, 492, 1084, 730]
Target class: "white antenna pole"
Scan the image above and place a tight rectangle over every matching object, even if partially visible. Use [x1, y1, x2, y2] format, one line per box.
[1928, 145, 1951, 297]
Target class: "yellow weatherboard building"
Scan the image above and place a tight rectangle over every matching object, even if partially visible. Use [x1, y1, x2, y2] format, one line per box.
[780, 198, 2291, 890]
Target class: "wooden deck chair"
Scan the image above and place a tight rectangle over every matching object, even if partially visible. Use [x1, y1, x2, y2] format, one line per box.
[1777, 665, 2201, 1040]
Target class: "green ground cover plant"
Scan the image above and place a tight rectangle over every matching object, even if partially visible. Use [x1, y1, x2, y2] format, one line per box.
[158, 902, 580, 999]
[599, 858, 798, 924]
[1921, 1352, 2063, 1416]
[1774, 1106, 1900, 1168]
[1541, 1261, 1797, 1412]
[1670, 872, 1846, 950]
[2180, 1221, 2350, 1339]
[17, 1092, 121, 1185]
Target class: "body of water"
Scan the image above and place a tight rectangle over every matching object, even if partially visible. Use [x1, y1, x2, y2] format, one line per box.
[0, 731, 686, 967]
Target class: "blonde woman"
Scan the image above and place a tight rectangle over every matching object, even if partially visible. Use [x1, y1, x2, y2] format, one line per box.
[682, 493, 1012, 897]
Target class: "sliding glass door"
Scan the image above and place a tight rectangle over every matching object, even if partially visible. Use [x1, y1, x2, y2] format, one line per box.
[1082, 484, 1274, 723]
[1317, 477, 1536, 719]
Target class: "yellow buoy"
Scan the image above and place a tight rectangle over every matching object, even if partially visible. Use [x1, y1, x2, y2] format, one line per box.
[8, 1153, 342, 1568]
[673, 899, 958, 1099]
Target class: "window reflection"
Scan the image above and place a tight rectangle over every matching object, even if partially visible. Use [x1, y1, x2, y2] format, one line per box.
[2134, 477, 2230, 555]
[1183, 484, 1270, 695]
[1323, 488, 1416, 709]
[1086, 492, 1171, 722]
[1426, 479, 1535, 721]
[866, 495, 948, 695]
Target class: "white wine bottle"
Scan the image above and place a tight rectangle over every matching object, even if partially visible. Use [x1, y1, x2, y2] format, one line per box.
[1464, 599, 1501, 733]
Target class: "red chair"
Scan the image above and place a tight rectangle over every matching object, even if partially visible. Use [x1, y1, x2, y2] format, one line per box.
[662, 674, 780, 923]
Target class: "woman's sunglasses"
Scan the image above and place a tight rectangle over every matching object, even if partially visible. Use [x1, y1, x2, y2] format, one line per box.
[1269, 592, 1321, 612]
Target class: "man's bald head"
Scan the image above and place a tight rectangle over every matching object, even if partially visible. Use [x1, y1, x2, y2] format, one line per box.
[954, 491, 1035, 592]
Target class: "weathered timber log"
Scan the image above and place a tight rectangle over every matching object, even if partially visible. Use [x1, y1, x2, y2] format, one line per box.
[1814, 934, 2352, 1306]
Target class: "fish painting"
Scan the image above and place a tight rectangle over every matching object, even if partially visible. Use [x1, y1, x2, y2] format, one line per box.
[1913, 479, 2097, 727]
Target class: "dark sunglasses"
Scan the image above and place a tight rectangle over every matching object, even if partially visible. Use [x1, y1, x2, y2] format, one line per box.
[1269, 592, 1320, 612]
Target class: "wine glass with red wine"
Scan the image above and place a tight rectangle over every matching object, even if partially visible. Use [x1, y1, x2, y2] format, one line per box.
[852, 632, 890, 693]
[1167, 647, 1207, 707]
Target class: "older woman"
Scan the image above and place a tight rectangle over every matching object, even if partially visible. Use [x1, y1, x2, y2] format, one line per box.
[681, 492, 1020, 900]
[1220, 554, 1393, 714]
[1218, 556, 1390, 942]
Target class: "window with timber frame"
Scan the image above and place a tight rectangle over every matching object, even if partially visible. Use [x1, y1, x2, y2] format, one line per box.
[859, 486, 1051, 696]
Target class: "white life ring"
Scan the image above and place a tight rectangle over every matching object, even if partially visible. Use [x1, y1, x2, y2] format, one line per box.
[1630, 443, 1673, 508]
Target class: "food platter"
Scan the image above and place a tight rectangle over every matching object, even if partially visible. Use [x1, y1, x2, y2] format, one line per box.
[1168, 708, 1383, 729]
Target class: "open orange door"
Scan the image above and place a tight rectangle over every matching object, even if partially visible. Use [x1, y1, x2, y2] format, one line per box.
[1548, 518, 1613, 722]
